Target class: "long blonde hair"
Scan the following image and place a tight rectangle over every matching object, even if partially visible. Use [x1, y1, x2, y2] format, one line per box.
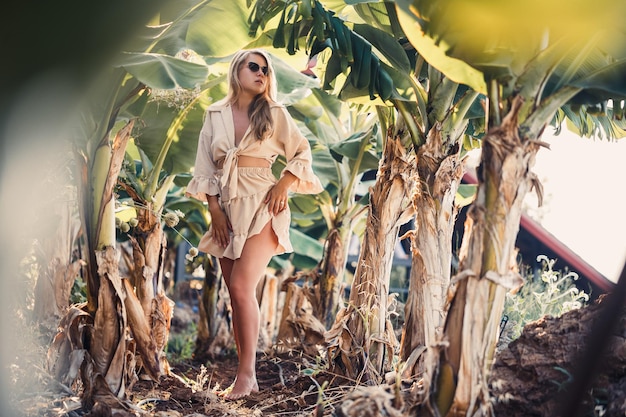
[226, 49, 277, 141]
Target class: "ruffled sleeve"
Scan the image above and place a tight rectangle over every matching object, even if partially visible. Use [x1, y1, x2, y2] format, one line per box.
[274, 106, 324, 195]
[186, 110, 221, 201]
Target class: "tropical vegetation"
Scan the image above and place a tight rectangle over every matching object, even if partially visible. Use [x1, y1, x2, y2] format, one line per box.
[5, 0, 626, 416]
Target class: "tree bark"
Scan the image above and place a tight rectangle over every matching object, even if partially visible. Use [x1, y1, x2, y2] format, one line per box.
[327, 134, 415, 382]
[257, 273, 279, 350]
[401, 124, 464, 382]
[429, 97, 537, 417]
[277, 281, 327, 356]
[317, 227, 350, 328]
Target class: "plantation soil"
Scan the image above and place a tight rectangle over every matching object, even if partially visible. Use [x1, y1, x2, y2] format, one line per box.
[123, 295, 626, 416]
[11, 294, 625, 416]
[490, 294, 626, 417]
[129, 353, 329, 416]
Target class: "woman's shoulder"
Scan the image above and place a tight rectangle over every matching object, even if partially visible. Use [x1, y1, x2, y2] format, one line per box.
[269, 102, 289, 121]
[207, 98, 230, 112]
[269, 101, 287, 111]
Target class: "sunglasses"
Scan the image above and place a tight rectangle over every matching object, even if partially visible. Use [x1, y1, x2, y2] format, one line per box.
[247, 61, 268, 76]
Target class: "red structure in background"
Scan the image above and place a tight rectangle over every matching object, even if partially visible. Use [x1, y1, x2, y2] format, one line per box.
[460, 172, 615, 297]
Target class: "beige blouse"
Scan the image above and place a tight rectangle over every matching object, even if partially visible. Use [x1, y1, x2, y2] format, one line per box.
[186, 99, 323, 259]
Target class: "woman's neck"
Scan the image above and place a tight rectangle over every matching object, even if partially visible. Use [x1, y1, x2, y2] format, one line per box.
[233, 94, 255, 112]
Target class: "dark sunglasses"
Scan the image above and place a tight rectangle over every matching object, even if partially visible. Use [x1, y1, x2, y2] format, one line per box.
[247, 61, 268, 76]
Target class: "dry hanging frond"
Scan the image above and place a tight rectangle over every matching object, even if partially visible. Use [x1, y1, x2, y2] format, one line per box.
[47, 305, 92, 386]
[276, 283, 326, 356]
[122, 279, 160, 381]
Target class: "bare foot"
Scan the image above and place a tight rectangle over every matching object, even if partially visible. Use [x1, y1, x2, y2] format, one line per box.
[223, 377, 259, 401]
[217, 382, 235, 397]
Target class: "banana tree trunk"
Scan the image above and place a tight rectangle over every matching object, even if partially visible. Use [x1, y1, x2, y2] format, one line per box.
[429, 98, 535, 417]
[316, 225, 351, 328]
[128, 205, 174, 375]
[194, 256, 235, 359]
[49, 121, 142, 404]
[401, 125, 464, 380]
[87, 247, 129, 398]
[327, 134, 415, 382]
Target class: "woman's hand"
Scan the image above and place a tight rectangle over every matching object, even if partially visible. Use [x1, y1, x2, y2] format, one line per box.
[207, 195, 232, 248]
[265, 173, 296, 215]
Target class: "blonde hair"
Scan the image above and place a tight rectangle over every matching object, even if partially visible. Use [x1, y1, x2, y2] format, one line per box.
[226, 49, 277, 141]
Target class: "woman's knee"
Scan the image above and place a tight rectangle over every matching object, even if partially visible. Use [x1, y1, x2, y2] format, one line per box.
[225, 273, 256, 302]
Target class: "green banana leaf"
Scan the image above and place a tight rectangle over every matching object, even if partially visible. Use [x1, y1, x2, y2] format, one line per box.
[186, 0, 262, 57]
[329, 124, 380, 172]
[394, 3, 486, 93]
[119, 52, 209, 89]
[352, 23, 411, 73]
[125, 88, 214, 176]
[122, 0, 213, 55]
[569, 59, 626, 101]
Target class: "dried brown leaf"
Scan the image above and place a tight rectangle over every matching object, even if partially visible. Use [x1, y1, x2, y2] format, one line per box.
[122, 279, 160, 381]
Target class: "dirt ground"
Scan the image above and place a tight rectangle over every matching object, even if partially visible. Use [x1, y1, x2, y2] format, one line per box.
[8, 292, 626, 417]
[129, 352, 341, 417]
[490, 294, 626, 417]
[126, 292, 626, 417]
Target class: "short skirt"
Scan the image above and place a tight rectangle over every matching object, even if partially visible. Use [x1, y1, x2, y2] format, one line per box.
[198, 167, 292, 260]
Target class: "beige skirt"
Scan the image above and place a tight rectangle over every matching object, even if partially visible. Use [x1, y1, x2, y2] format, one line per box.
[198, 167, 292, 260]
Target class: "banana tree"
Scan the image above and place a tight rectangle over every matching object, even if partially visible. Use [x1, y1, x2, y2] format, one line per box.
[285, 90, 382, 329]
[115, 68, 225, 373]
[248, 0, 411, 378]
[347, 3, 487, 381]
[395, 1, 626, 415]
[249, 0, 488, 383]
[48, 10, 211, 410]
[48, 75, 157, 403]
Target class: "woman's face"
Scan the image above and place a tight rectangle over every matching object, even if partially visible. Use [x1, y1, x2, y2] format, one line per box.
[238, 53, 268, 97]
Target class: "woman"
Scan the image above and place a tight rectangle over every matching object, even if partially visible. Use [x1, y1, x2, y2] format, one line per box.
[186, 49, 323, 400]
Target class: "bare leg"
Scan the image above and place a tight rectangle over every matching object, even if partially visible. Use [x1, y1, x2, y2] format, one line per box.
[218, 257, 239, 395]
[224, 221, 277, 399]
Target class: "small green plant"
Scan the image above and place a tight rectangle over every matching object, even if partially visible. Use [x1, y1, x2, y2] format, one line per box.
[502, 255, 590, 342]
[166, 322, 197, 363]
[70, 277, 87, 304]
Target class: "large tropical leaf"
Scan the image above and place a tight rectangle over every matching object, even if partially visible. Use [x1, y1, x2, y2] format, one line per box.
[516, 38, 626, 138]
[125, 79, 218, 177]
[394, 2, 486, 93]
[352, 2, 404, 39]
[569, 58, 626, 101]
[329, 123, 380, 172]
[269, 224, 325, 270]
[186, 0, 262, 57]
[119, 52, 209, 89]
[395, 0, 626, 85]
[287, 90, 344, 142]
[559, 104, 626, 139]
[352, 23, 410, 73]
[249, 0, 401, 102]
[273, 55, 322, 105]
[112, 0, 212, 55]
